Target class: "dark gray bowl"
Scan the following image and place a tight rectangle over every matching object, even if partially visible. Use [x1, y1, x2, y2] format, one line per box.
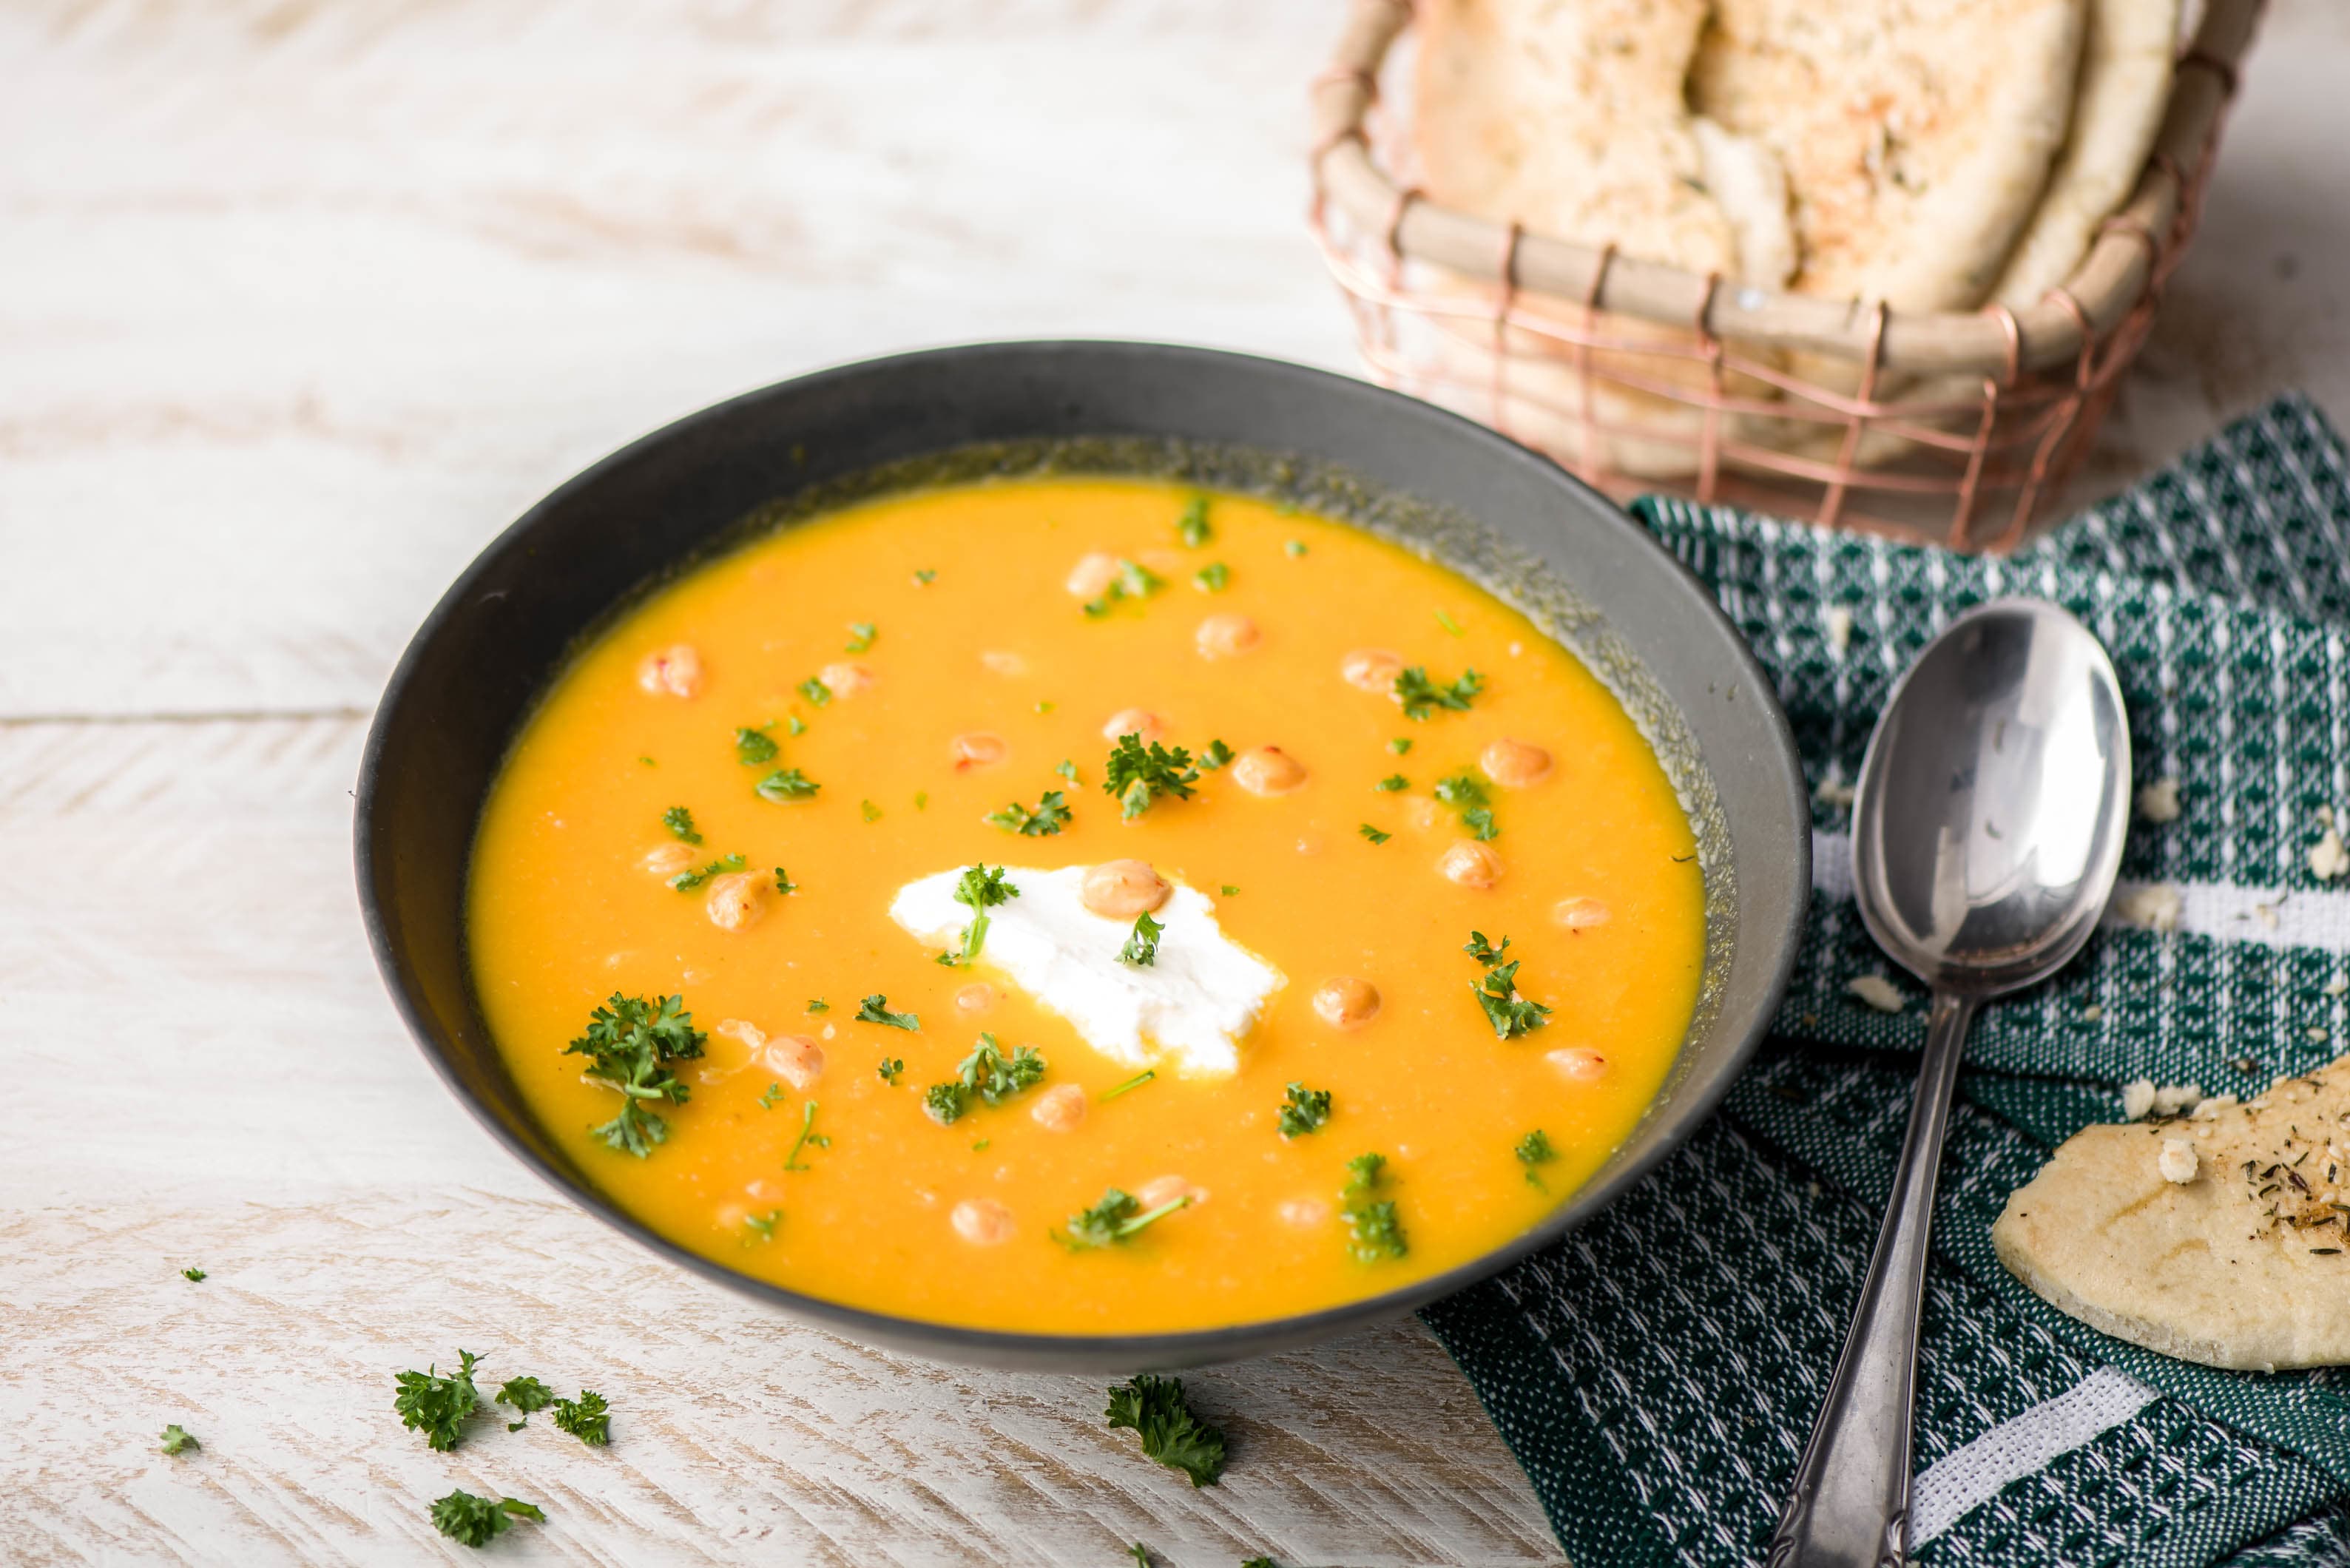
[356, 340, 1809, 1371]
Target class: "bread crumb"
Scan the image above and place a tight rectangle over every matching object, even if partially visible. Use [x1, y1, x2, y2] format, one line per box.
[2134, 777, 2181, 823]
[1814, 774, 1856, 808]
[2189, 1093, 2238, 1120]
[2311, 1027, 2332, 1044]
[2158, 1137, 2198, 1184]
[1847, 974, 1904, 1013]
[2152, 1082, 2204, 1116]
[2113, 884, 2183, 933]
[2121, 1078, 2155, 1120]
[2082, 1004, 2103, 1022]
[1824, 606, 1854, 657]
[2326, 977, 2349, 998]
[2312, 825, 2350, 881]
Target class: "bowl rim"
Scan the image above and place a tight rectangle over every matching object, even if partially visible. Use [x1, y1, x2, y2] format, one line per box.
[354, 338, 1810, 1368]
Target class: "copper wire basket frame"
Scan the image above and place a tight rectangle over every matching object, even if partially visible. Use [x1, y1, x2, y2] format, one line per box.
[1307, 0, 2266, 547]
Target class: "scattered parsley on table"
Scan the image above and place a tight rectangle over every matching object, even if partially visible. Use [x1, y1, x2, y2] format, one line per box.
[1104, 1374, 1227, 1487]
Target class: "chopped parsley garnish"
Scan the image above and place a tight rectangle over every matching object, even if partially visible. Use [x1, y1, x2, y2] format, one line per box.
[1104, 1374, 1227, 1487]
[985, 790, 1072, 836]
[160, 1424, 199, 1456]
[1197, 738, 1236, 771]
[1277, 1082, 1332, 1138]
[1388, 737, 1413, 755]
[922, 1081, 970, 1126]
[773, 867, 796, 895]
[1120, 910, 1164, 967]
[845, 621, 877, 653]
[877, 1056, 904, 1084]
[1241, 1559, 1277, 1568]
[1284, 539, 1307, 558]
[551, 1390, 610, 1446]
[1435, 608, 1465, 636]
[734, 727, 778, 766]
[1394, 666, 1485, 720]
[782, 1100, 830, 1170]
[807, 998, 830, 1014]
[743, 1209, 781, 1242]
[1082, 559, 1166, 618]
[1056, 758, 1079, 783]
[1462, 807, 1498, 840]
[431, 1490, 544, 1547]
[1101, 1069, 1156, 1101]
[1464, 930, 1510, 966]
[1220, 884, 1240, 896]
[1130, 1547, 1152, 1568]
[669, 852, 746, 891]
[914, 791, 928, 808]
[180, 1266, 206, 1283]
[949, 864, 1020, 963]
[860, 799, 882, 822]
[494, 1376, 554, 1430]
[1516, 1129, 1559, 1188]
[1342, 1152, 1408, 1261]
[1436, 771, 1499, 839]
[1103, 734, 1199, 819]
[1358, 824, 1391, 845]
[914, 567, 936, 585]
[394, 1350, 484, 1451]
[661, 805, 702, 845]
[757, 1081, 786, 1110]
[786, 714, 808, 736]
[960, 1033, 1047, 1104]
[1177, 495, 1213, 547]
[856, 995, 919, 1031]
[564, 995, 706, 1158]
[756, 768, 820, 802]
[1374, 774, 1408, 792]
[1192, 562, 1230, 592]
[798, 675, 833, 707]
[1471, 956, 1553, 1040]
[1063, 1189, 1189, 1248]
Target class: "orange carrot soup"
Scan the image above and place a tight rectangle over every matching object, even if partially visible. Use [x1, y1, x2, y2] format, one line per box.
[468, 476, 1706, 1334]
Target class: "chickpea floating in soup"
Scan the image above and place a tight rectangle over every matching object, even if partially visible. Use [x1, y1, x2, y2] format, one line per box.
[469, 477, 1703, 1335]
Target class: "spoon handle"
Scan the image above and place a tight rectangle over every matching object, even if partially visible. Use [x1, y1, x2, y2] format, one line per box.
[1766, 989, 1976, 1568]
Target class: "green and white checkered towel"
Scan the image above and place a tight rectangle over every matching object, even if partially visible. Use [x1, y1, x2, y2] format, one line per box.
[1421, 393, 2350, 1567]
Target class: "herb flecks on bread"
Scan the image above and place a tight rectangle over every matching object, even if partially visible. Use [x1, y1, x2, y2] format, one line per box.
[1993, 1056, 2350, 1371]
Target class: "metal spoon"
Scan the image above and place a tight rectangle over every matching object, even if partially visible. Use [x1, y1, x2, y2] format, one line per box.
[1766, 598, 2131, 1568]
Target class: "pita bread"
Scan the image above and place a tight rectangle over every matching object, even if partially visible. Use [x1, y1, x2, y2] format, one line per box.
[1693, 0, 2087, 312]
[1992, 0, 2180, 308]
[1993, 1057, 2350, 1371]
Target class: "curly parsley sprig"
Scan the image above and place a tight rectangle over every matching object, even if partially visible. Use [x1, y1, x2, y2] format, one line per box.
[1103, 734, 1198, 820]
[1105, 1374, 1226, 1487]
[563, 994, 706, 1157]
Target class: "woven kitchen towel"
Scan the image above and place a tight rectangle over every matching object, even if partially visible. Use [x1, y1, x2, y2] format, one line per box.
[1420, 393, 2350, 1568]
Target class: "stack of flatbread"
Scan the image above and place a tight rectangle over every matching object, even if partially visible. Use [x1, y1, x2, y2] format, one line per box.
[1413, 0, 2179, 476]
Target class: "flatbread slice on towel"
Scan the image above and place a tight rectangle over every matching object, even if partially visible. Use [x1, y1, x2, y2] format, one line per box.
[1993, 1056, 2350, 1372]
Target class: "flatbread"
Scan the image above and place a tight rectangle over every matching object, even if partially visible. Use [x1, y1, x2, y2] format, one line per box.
[1993, 1058, 2350, 1371]
[1992, 0, 2181, 308]
[1692, 0, 2087, 312]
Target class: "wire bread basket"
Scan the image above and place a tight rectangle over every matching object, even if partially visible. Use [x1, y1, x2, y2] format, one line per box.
[1308, 0, 2265, 549]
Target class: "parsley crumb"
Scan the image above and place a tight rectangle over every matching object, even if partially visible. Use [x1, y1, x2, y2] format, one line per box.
[661, 805, 702, 845]
[877, 1057, 903, 1084]
[856, 995, 919, 1031]
[1103, 734, 1199, 819]
[807, 999, 829, 1014]
[494, 1376, 554, 1430]
[1196, 738, 1236, 771]
[922, 1081, 970, 1125]
[1192, 562, 1230, 592]
[799, 675, 833, 707]
[1464, 930, 1510, 965]
[1435, 608, 1465, 636]
[1466, 936, 1551, 1039]
[1105, 1374, 1227, 1486]
[1220, 884, 1240, 896]
[1177, 495, 1213, 547]
[1436, 771, 1498, 839]
[431, 1490, 544, 1548]
[773, 867, 796, 895]
[1358, 824, 1391, 845]
[1284, 540, 1307, 558]
[914, 791, 928, 810]
[1035, 700, 1055, 714]
[757, 1081, 785, 1110]
[1120, 910, 1164, 966]
[914, 567, 936, 585]
[960, 1033, 1047, 1104]
[782, 1100, 829, 1170]
[394, 1349, 484, 1451]
[551, 1390, 610, 1446]
[565, 995, 706, 1156]
[1056, 758, 1078, 782]
[734, 727, 778, 766]
[1516, 1129, 1558, 1189]
[1388, 737, 1412, 755]
[787, 714, 807, 736]
[756, 767, 820, 802]
[1462, 807, 1498, 840]
[160, 1424, 199, 1456]
[1342, 1152, 1408, 1261]
[1277, 1082, 1332, 1138]
[1083, 559, 1166, 618]
[985, 790, 1072, 836]
[668, 852, 745, 891]
[972, 1138, 990, 1152]
[860, 799, 882, 822]
[1064, 1189, 1189, 1249]
[638, 754, 656, 766]
[743, 1209, 781, 1242]
[1374, 774, 1408, 791]
[1394, 666, 1484, 720]
[180, 1266, 206, 1283]
[845, 621, 877, 653]
[1101, 1069, 1156, 1101]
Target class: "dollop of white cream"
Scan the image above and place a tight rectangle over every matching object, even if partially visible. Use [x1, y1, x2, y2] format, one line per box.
[888, 866, 1280, 1077]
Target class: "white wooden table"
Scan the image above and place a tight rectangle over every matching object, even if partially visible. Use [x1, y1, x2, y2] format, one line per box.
[5, 2, 2346, 1562]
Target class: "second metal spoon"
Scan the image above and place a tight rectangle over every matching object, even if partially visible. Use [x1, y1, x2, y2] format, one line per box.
[1766, 598, 2132, 1568]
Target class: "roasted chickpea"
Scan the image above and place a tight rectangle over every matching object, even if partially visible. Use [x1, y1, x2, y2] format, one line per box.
[1081, 859, 1171, 919]
[1438, 840, 1505, 889]
[1137, 1175, 1206, 1210]
[637, 643, 702, 698]
[764, 1033, 825, 1090]
[641, 842, 695, 876]
[1030, 1083, 1088, 1132]
[705, 871, 766, 931]
[1101, 707, 1166, 743]
[1312, 976, 1382, 1030]
[1480, 737, 1554, 788]
[951, 1198, 1017, 1246]
[1232, 745, 1309, 797]
[951, 731, 1010, 769]
[1340, 648, 1404, 693]
[1277, 1197, 1331, 1228]
[1547, 1047, 1609, 1083]
[1195, 613, 1261, 659]
[954, 983, 998, 1013]
[1066, 552, 1122, 600]
[1553, 896, 1612, 930]
[817, 661, 874, 697]
[979, 649, 1028, 677]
